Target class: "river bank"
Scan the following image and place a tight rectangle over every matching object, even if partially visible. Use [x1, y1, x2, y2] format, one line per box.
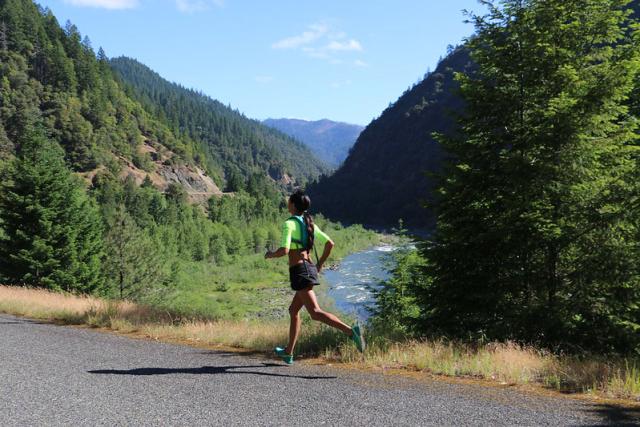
[139, 224, 384, 321]
[323, 244, 395, 321]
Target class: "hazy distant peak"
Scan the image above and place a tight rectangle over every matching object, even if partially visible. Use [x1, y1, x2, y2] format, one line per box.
[263, 118, 364, 168]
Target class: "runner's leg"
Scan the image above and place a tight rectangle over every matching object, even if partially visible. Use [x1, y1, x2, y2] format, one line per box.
[298, 288, 352, 335]
[285, 292, 304, 354]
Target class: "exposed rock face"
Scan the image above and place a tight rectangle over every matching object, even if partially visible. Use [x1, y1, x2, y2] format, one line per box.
[156, 165, 220, 194]
[118, 141, 224, 203]
[277, 173, 294, 187]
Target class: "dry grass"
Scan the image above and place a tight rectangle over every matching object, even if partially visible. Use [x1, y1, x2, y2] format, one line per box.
[344, 340, 548, 383]
[0, 285, 108, 322]
[1, 285, 639, 402]
[0, 285, 338, 354]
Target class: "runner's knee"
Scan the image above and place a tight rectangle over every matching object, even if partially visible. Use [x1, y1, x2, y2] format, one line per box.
[289, 304, 300, 317]
[309, 308, 325, 321]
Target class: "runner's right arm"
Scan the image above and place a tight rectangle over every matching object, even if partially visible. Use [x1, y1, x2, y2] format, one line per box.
[314, 224, 334, 272]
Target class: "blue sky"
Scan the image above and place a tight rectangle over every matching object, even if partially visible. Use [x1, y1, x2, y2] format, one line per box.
[38, 0, 484, 125]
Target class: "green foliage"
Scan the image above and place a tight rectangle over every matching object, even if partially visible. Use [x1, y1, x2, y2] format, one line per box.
[0, 0, 160, 171]
[0, 127, 103, 292]
[405, 0, 640, 352]
[102, 206, 166, 299]
[371, 245, 423, 338]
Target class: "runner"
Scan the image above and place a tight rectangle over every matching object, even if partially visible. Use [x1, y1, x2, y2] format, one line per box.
[264, 189, 365, 365]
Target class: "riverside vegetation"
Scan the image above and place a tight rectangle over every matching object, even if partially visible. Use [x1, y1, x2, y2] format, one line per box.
[368, 0, 640, 401]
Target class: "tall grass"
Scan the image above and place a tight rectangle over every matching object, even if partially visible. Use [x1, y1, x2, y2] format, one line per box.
[1, 285, 639, 401]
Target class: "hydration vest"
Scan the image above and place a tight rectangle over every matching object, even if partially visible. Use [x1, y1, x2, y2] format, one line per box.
[288, 215, 309, 249]
[288, 215, 320, 262]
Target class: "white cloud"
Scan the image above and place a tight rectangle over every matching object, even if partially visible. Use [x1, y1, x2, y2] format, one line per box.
[354, 59, 369, 68]
[63, 0, 138, 9]
[63, 0, 225, 10]
[271, 22, 364, 65]
[272, 24, 328, 49]
[175, 0, 223, 13]
[326, 39, 362, 52]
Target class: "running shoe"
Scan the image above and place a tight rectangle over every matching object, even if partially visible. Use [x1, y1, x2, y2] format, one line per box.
[351, 324, 365, 353]
[274, 346, 294, 365]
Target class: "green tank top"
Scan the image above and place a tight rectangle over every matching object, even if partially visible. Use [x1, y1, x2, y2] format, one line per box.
[280, 216, 331, 250]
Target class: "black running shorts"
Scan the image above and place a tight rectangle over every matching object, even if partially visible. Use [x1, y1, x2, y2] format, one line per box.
[289, 260, 320, 291]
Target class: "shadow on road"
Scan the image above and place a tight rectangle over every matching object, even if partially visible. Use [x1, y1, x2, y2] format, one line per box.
[0, 319, 47, 325]
[88, 363, 336, 380]
[581, 404, 640, 426]
[198, 350, 265, 358]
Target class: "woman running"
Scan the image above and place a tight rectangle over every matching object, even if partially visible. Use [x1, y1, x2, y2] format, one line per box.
[264, 189, 365, 365]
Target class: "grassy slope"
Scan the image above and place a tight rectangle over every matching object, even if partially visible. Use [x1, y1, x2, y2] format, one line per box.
[147, 223, 383, 320]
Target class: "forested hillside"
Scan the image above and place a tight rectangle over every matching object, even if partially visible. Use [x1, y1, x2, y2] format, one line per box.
[263, 118, 363, 168]
[308, 48, 472, 229]
[111, 57, 328, 190]
[0, 0, 165, 172]
[0, 0, 375, 318]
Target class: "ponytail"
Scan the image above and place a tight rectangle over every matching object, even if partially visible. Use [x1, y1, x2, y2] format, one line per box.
[290, 189, 315, 251]
[303, 211, 315, 252]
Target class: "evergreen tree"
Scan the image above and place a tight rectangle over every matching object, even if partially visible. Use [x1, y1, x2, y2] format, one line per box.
[97, 47, 107, 62]
[0, 126, 103, 292]
[0, 20, 8, 53]
[418, 0, 640, 351]
[371, 245, 424, 337]
[102, 205, 165, 299]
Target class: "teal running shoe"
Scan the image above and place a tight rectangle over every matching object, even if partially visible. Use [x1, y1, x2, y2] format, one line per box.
[351, 324, 365, 353]
[274, 347, 294, 365]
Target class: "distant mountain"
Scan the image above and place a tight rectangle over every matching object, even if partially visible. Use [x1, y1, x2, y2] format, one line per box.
[111, 57, 329, 189]
[308, 48, 473, 229]
[263, 119, 364, 168]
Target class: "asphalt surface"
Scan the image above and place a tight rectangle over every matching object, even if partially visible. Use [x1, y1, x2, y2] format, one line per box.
[1, 314, 639, 426]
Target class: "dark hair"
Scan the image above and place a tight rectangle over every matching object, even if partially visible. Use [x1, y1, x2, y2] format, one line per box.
[289, 189, 314, 251]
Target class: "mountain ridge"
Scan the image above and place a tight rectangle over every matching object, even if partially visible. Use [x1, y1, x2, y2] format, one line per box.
[263, 118, 363, 168]
[111, 56, 329, 190]
[308, 48, 472, 228]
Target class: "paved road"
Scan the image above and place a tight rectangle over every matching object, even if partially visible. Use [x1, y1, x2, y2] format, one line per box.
[1, 314, 639, 426]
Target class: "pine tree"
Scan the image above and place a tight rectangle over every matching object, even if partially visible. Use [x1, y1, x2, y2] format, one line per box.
[97, 47, 107, 62]
[0, 126, 103, 292]
[0, 21, 8, 53]
[419, 0, 640, 351]
[102, 205, 165, 299]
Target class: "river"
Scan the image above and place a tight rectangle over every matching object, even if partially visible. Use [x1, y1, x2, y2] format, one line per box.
[322, 245, 397, 322]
